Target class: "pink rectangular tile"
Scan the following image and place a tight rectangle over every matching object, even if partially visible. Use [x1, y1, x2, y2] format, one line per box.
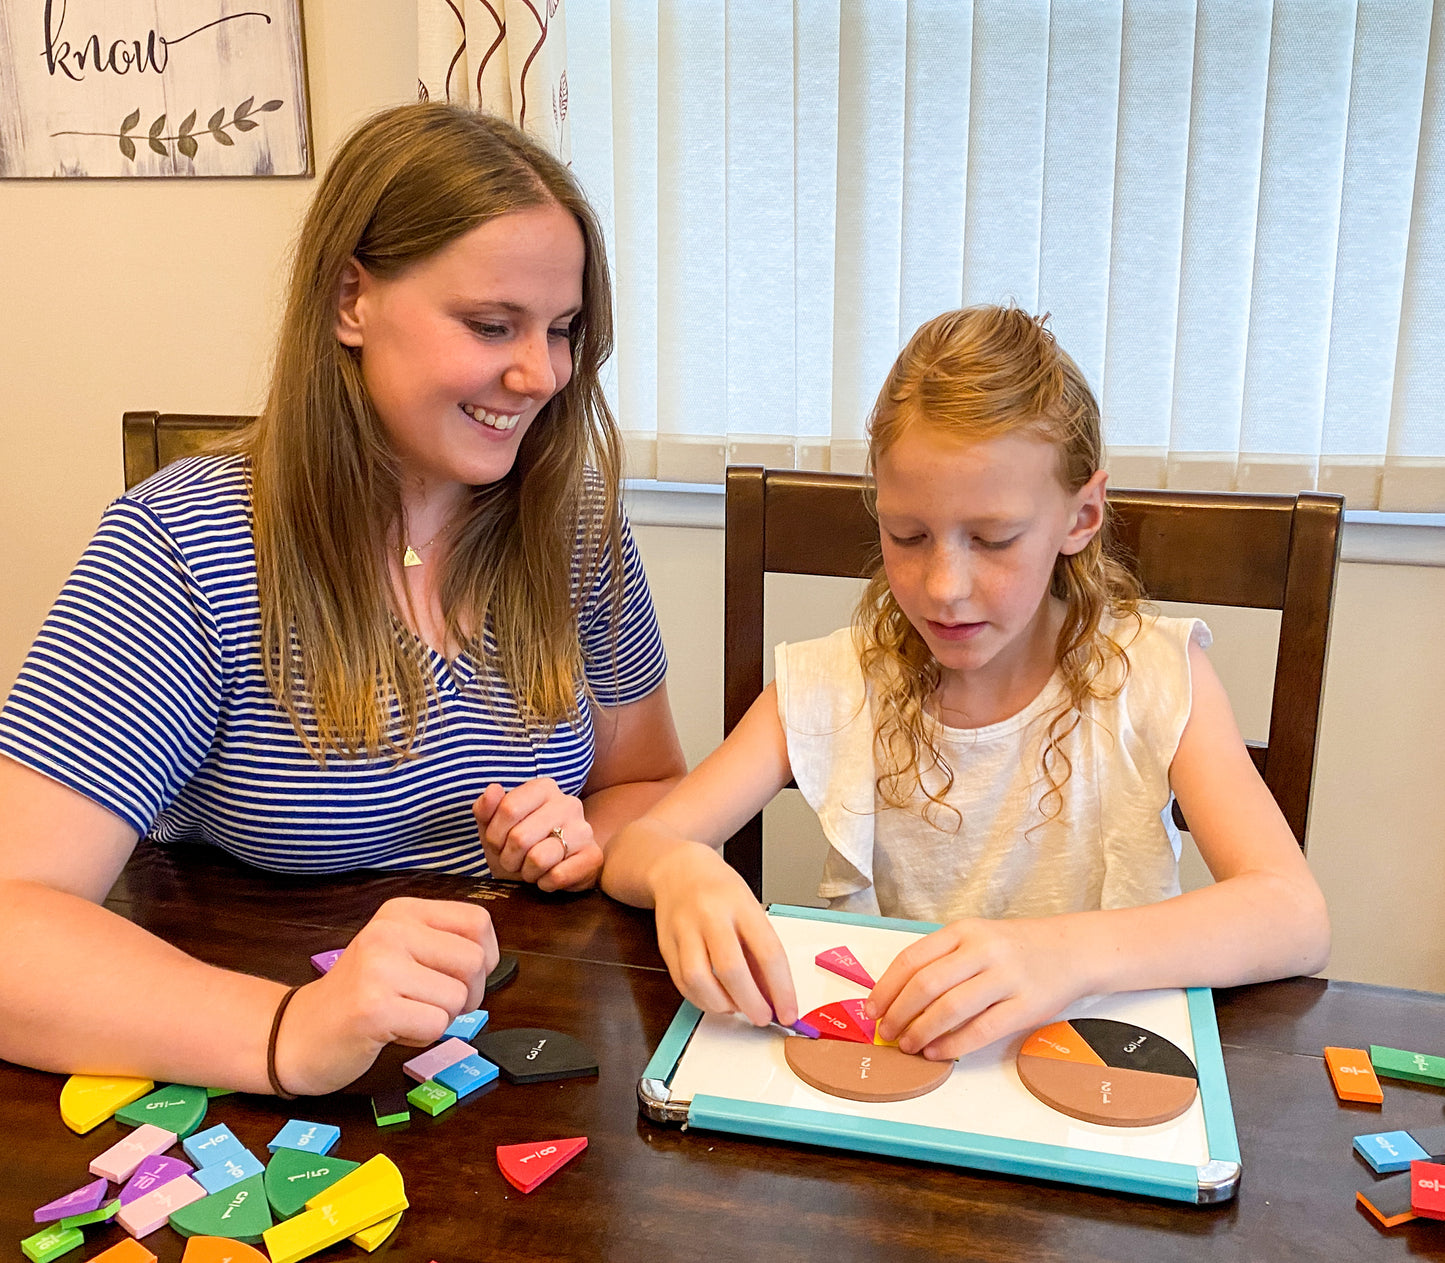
[402, 1038, 477, 1083]
[115, 1174, 205, 1238]
[90, 1124, 177, 1182]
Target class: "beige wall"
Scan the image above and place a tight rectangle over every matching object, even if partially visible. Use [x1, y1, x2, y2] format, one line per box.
[3, 5, 1440, 995]
[1, 1, 416, 689]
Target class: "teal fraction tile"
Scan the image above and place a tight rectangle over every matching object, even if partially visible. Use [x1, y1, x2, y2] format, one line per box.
[195, 1148, 265, 1194]
[266, 1119, 340, 1155]
[444, 1009, 490, 1040]
[1355, 1130, 1430, 1174]
[435, 1052, 500, 1100]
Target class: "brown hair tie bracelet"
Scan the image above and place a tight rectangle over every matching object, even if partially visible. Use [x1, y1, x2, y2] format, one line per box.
[267, 984, 302, 1100]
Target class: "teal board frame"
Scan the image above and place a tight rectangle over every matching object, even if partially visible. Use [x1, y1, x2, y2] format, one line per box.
[637, 905, 1241, 1204]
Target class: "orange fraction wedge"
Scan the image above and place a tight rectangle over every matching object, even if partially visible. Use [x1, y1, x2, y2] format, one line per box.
[181, 1238, 268, 1262]
[1019, 1021, 1107, 1067]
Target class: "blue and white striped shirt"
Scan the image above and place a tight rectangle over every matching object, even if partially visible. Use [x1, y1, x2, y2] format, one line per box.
[0, 455, 668, 874]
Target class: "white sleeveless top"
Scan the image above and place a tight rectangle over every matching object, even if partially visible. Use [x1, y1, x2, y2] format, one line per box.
[774, 615, 1209, 923]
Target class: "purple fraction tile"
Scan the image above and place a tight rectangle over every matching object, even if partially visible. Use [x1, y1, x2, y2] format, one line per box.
[119, 1154, 194, 1205]
[402, 1037, 478, 1083]
[34, 1177, 109, 1223]
[310, 948, 346, 975]
[769, 1007, 820, 1039]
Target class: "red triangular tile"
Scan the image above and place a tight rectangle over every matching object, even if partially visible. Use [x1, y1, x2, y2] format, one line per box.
[802, 1002, 872, 1044]
[496, 1137, 587, 1194]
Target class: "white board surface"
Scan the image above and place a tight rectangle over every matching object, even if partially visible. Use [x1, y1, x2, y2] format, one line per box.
[667, 913, 1211, 1166]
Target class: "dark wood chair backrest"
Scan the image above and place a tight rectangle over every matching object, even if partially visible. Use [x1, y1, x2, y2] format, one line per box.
[123, 410, 254, 491]
[723, 466, 1344, 899]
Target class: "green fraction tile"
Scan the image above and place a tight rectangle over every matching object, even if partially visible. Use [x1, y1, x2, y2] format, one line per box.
[58, 1197, 121, 1229]
[114, 1083, 209, 1137]
[1370, 1045, 1445, 1087]
[169, 1174, 273, 1244]
[372, 1090, 411, 1127]
[407, 1079, 457, 1117]
[264, 1147, 361, 1219]
[21, 1224, 84, 1263]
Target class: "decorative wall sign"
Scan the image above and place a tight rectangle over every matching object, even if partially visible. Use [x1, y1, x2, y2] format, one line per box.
[0, 1, 311, 178]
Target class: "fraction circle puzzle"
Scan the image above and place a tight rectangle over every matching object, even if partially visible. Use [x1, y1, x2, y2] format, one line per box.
[784, 1037, 953, 1103]
[1015, 1018, 1198, 1128]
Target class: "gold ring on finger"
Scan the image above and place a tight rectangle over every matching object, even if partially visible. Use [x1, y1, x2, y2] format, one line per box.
[550, 824, 570, 860]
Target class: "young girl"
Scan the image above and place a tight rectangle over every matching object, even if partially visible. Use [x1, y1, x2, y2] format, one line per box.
[0, 104, 685, 1094]
[602, 306, 1329, 1062]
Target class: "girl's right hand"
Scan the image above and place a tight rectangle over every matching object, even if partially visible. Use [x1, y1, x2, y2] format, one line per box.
[271, 897, 499, 1095]
[650, 842, 797, 1028]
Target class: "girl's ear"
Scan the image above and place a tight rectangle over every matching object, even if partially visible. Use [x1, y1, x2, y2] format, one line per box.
[334, 258, 369, 348]
[1059, 469, 1109, 556]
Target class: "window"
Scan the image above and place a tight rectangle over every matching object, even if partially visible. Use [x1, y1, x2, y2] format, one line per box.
[567, 0, 1444, 510]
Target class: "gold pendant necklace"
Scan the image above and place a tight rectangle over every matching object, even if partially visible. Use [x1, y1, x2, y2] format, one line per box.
[402, 520, 449, 569]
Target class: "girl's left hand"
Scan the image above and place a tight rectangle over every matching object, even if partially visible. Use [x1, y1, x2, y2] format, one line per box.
[866, 916, 1090, 1061]
[473, 778, 601, 892]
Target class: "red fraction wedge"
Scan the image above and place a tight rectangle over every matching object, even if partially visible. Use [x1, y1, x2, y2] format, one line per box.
[496, 1138, 588, 1194]
[802, 1002, 873, 1045]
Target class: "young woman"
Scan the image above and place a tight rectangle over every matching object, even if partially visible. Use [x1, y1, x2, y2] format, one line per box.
[0, 104, 686, 1095]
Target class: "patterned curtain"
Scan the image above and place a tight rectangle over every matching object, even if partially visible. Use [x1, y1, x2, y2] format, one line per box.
[418, 0, 570, 160]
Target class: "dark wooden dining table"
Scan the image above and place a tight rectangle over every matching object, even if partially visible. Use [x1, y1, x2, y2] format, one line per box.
[2, 841, 1443, 1263]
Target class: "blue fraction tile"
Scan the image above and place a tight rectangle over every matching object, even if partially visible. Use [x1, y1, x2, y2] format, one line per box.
[183, 1123, 244, 1167]
[1354, 1130, 1430, 1174]
[434, 1053, 500, 1100]
[444, 1009, 490, 1040]
[194, 1147, 266, 1194]
[267, 1119, 340, 1155]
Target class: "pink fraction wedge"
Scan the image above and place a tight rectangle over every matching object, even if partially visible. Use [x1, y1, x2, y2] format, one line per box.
[815, 946, 876, 989]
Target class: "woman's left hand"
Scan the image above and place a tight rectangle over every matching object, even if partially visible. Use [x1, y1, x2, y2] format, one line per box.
[866, 916, 1092, 1061]
[473, 778, 601, 892]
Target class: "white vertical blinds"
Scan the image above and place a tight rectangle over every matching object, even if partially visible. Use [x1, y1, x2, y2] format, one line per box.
[568, 0, 1445, 509]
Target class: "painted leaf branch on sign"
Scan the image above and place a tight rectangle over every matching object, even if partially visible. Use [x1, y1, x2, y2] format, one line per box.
[63, 99, 286, 163]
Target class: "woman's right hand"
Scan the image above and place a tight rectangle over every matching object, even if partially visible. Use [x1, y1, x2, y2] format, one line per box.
[272, 897, 499, 1096]
[649, 842, 797, 1027]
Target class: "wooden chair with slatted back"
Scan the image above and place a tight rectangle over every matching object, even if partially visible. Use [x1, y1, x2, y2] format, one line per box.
[122, 410, 254, 491]
[723, 466, 1344, 899]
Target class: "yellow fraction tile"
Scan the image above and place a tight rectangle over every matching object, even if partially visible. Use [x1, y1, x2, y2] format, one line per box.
[59, 1074, 155, 1134]
[351, 1210, 403, 1252]
[302, 1153, 403, 1210]
[263, 1175, 408, 1263]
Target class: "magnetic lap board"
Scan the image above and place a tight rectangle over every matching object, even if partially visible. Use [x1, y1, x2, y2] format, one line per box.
[639, 906, 1240, 1204]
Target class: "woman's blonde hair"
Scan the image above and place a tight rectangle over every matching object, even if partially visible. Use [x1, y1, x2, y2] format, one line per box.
[241, 102, 622, 762]
[856, 305, 1143, 825]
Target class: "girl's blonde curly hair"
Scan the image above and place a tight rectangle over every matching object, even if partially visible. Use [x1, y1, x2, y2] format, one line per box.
[855, 305, 1144, 827]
